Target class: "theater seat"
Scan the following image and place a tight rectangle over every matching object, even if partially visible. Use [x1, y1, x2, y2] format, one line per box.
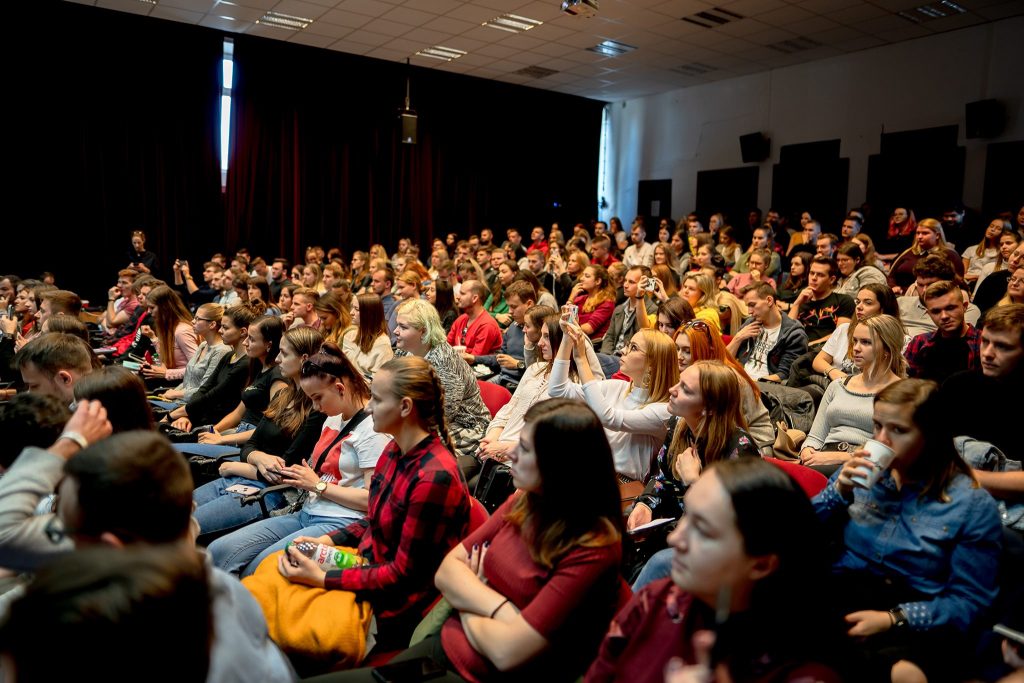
[476, 380, 511, 418]
[764, 457, 828, 498]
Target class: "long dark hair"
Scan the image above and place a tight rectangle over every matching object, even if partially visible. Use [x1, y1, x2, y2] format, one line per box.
[246, 315, 283, 385]
[263, 327, 322, 436]
[505, 398, 622, 568]
[72, 367, 154, 433]
[433, 279, 457, 322]
[709, 457, 834, 675]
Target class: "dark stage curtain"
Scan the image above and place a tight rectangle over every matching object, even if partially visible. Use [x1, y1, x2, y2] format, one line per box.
[224, 36, 604, 260]
[2, 2, 222, 302]
[1, 2, 603, 300]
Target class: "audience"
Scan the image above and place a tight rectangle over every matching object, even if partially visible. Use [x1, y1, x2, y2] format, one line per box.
[3, 206, 1021, 680]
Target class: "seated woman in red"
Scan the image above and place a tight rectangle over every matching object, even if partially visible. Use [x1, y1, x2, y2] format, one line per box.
[308, 397, 626, 682]
[586, 458, 842, 683]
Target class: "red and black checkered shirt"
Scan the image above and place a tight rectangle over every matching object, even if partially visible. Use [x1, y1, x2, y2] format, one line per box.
[327, 433, 470, 637]
[904, 324, 981, 382]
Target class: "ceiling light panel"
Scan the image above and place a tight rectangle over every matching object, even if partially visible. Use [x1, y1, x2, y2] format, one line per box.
[587, 40, 637, 57]
[483, 13, 543, 34]
[257, 11, 314, 29]
[415, 45, 468, 61]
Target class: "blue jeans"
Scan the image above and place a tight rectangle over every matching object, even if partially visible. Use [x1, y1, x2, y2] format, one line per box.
[192, 476, 287, 535]
[208, 508, 355, 577]
[632, 547, 673, 592]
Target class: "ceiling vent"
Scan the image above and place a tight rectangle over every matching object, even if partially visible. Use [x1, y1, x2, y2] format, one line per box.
[672, 62, 717, 76]
[681, 7, 744, 28]
[898, 0, 968, 22]
[514, 66, 560, 79]
[766, 36, 822, 53]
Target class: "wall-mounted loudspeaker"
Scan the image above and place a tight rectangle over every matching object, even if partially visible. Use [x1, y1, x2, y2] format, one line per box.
[965, 99, 1004, 139]
[740, 132, 770, 163]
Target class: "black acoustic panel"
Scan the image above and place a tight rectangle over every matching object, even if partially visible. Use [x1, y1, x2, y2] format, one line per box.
[778, 139, 841, 165]
[981, 140, 1024, 216]
[879, 125, 958, 155]
[771, 158, 849, 231]
[695, 167, 759, 224]
[865, 147, 965, 222]
[966, 99, 1005, 139]
[637, 179, 672, 226]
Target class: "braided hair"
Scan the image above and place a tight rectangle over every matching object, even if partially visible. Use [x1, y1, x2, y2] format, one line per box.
[378, 356, 456, 456]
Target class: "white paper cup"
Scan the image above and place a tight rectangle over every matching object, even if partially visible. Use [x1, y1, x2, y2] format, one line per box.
[852, 438, 896, 488]
[452, 345, 467, 354]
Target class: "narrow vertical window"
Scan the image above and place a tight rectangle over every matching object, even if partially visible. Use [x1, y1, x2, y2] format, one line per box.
[597, 104, 611, 218]
[220, 38, 234, 192]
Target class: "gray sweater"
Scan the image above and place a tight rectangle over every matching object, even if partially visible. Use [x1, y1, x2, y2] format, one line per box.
[803, 378, 875, 451]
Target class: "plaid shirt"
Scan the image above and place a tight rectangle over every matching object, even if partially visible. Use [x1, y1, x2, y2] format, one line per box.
[327, 434, 470, 635]
[904, 324, 981, 381]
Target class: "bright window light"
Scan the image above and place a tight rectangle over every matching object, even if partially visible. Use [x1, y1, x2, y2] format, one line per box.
[220, 38, 234, 192]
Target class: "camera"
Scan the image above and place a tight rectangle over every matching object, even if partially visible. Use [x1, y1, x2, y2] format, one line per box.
[641, 277, 657, 293]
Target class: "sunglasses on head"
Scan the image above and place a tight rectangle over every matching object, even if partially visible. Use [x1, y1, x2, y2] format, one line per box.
[680, 319, 713, 340]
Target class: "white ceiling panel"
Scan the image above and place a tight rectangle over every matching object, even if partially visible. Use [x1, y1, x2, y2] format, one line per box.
[73, 0, 1020, 102]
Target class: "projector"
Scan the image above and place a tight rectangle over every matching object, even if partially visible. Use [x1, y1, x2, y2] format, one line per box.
[562, 0, 598, 17]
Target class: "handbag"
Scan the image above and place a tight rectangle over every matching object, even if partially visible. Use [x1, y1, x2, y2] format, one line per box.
[473, 457, 516, 514]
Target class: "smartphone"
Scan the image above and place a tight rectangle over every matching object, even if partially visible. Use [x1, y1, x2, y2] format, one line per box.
[565, 303, 578, 326]
[122, 360, 142, 371]
[225, 484, 261, 496]
[370, 657, 446, 683]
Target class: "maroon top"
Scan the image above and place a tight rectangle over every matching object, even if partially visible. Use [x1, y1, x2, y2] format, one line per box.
[586, 579, 841, 683]
[574, 294, 615, 341]
[442, 494, 627, 682]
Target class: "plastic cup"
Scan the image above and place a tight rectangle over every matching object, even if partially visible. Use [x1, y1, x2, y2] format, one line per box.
[452, 345, 467, 354]
[852, 438, 896, 488]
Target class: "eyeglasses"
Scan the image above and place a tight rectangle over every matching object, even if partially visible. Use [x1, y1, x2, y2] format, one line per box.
[1009, 277, 1024, 286]
[193, 316, 217, 323]
[625, 341, 647, 355]
[680, 319, 713, 341]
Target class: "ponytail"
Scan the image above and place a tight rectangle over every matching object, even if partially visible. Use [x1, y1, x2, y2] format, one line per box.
[378, 356, 456, 456]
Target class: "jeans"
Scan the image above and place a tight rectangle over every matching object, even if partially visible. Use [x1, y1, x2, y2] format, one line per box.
[632, 547, 673, 592]
[208, 508, 355, 577]
[192, 476, 286, 535]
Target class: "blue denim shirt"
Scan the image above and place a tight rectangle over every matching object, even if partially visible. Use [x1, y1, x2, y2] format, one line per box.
[813, 470, 1002, 632]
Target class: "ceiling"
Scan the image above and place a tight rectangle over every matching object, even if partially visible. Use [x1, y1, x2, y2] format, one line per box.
[67, 0, 1023, 102]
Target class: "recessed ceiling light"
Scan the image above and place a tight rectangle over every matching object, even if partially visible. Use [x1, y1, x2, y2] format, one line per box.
[256, 11, 313, 30]
[587, 40, 636, 57]
[483, 14, 543, 34]
[898, 0, 968, 22]
[137, 0, 157, 5]
[415, 46, 467, 61]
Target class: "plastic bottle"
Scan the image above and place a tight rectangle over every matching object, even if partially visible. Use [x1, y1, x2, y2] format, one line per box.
[286, 541, 363, 571]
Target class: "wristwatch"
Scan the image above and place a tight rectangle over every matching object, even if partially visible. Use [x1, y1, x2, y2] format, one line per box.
[314, 482, 328, 494]
[888, 607, 908, 628]
[517, 360, 525, 370]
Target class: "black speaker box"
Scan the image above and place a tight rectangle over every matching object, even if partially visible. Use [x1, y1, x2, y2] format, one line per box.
[965, 99, 1004, 139]
[740, 132, 770, 163]
[399, 110, 418, 144]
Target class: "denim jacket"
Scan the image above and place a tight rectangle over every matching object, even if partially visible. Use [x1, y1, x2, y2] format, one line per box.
[813, 469, 1002, 632]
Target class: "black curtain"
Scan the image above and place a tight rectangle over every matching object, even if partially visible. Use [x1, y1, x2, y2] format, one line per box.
[224, 36, 604, 260]
[2, 2, 222, 302]
[2, 2, 604, 300]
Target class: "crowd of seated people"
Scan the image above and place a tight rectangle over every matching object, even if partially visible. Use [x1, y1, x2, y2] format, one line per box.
[1, 206, 1023, 682]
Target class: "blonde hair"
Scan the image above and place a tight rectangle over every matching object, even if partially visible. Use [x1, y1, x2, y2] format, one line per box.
[395, 298, 447, 348]
[849, 314, 907, 380]
[683, 272, 717, 309]
[668, 360, 746, 473]
[378, 356, 455, 455]
[634, 329, 679, 405]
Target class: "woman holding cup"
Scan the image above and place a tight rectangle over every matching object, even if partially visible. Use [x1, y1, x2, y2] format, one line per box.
[813, 378, 1002, 683]
[800, 314, 906, 476]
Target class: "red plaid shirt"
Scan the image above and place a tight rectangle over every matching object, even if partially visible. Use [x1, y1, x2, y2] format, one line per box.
[327, 433, 470, 638]
[904, 324, 981, 382]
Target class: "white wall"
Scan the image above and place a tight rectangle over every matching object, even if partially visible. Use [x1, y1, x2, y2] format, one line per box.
[602, 16, 1024, 224]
